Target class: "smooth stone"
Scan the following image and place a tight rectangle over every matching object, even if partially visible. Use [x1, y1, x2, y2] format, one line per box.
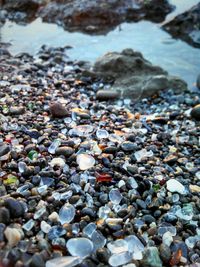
[66, 238, 94, 258]
[121, 141, 136, 152]
[0, 143, 10, 157]
[49, 102, 68, 118]
[166, 179, 185, 194]
[108, 251, 132, 267]
[4, 227, 22, 247]
[76, 154, 95, 170]
[189, 184, 200, 193]
[96, 90, 120, 101]
[96, 248, 110, 264]
[159, 244, 171, 264]
[0, 207, 10, 224]
[59, 204, 75, 225]
[50, 157, 65, 168]
[109, 188, 123, 205]
[142, 215, 156, 224]
[141, 247, 163, 267]
[107, 239, 129, 254]
[4, 198, 25, 218]
[56, 147, 74, 157]
[191, 104, 200, 120]
[46, 256, 82, 267]
[9, 106, 25, 115]
[30, 253, 45, 267]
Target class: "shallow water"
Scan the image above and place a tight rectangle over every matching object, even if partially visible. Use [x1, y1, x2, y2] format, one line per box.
[0, 0, 199, 87]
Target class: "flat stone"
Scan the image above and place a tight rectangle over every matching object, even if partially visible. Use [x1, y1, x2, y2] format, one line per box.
[189, 184, 200, 193]
[56, 146, 74, 157]
[96, 90, 120, 101]
[166, 179, 186, 194]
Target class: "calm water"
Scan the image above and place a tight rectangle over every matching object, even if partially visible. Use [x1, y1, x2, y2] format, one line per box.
[0, 0, 199, 87]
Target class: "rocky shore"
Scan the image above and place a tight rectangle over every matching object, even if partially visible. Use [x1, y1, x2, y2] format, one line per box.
[0, 45, 200, 267]
[163, 2, 200, 48]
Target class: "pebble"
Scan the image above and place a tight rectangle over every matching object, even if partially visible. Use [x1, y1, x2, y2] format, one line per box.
[0, 143, 10, 157]
[4, 198, 25, 218]
[121, 141, 137, 152]
[159, 244, 171, 263]
[9, 106, 25, 115]
[108, 252, 132, 266]
[76, 154, 95, 170]
[55, 146, 74, 157]
[189, 184, 200, 193]
[66, 238, 94, 258]
[0, 207, 10, 224]
[166, 179, 186, 194]
[141, 247, 162, 267]
[59, 204, 75, 224]
[96, 90, 120, 101]
[4, 227, 22, 247]
[30, 253, 45, 267]
[49, 102, 68, 118]
[46, 257, 82, 267]
[190, 104, 200, 120]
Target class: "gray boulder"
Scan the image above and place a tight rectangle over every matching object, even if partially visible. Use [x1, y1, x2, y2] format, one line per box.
[93, 49, 187, 100]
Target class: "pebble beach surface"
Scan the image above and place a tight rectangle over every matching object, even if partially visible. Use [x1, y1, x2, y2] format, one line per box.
[0, 46, 200, 267]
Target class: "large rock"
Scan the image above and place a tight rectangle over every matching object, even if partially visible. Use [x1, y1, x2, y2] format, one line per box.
[1, 0, 174, 34]
[0, 0, 45, 22]
[163, 3, 200, 48]
[93, 49, 187, 100]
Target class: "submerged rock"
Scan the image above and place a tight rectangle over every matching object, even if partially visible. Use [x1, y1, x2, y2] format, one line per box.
[93, 49, 187, 99]
[163, 3, 200, 48]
